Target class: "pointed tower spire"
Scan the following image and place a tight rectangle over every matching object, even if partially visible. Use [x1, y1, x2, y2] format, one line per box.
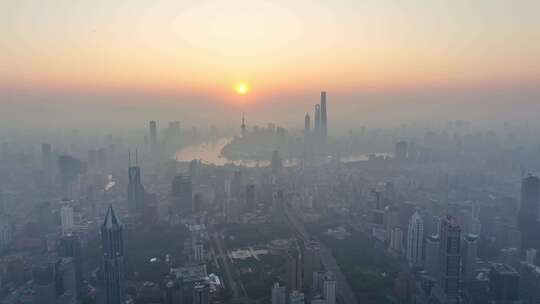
[135, 148, 138, 166]
[103, 204, 120, 229]
[128, 149, 131, 167]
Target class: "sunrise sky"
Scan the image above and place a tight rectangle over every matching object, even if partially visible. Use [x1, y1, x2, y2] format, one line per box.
[1, 0, 539, 129]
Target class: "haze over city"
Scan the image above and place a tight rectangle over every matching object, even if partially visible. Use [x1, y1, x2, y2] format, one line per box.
[1, 2, 540, 304]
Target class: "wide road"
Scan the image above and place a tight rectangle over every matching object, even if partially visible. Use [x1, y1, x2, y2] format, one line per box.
[285, 208, 359, 304]
[212, 233, 243, 299]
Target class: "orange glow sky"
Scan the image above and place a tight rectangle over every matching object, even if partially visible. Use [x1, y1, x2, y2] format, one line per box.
[2, 0, 539, 96]
[1, 0, 540, 129]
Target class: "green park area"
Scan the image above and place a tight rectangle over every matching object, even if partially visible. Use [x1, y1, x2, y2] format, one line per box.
[308, 222, 400, 304]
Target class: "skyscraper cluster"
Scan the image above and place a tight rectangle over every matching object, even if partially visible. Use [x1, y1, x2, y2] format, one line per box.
[304, 91, 328, 139]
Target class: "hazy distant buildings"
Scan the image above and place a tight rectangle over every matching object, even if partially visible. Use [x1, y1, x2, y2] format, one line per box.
[395, 141, 408, 161]
[245, 184, 256, 211]
[171, 174, 193, 214]
[0, 219, 12, 252]
[149, 120, 157, 147]
[271, 150, 282, 176]
[241, 114, 247, 138]
[127, 150, 145, 215]
[304, 113, 311, 134]
[320, 91, 327, 137]
[314, 104, 321, 133]
[406, 210, 424, 267]
[36, 201, 55, 235]
[41, 143, 52, 172]
[518, 175, 540, 251]
[101, 205, 125, 304]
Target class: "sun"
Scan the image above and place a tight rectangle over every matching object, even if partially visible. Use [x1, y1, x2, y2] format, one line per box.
[235, 83, 249, 95]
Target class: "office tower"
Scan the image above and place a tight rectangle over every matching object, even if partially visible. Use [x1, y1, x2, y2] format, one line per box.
[519, 262, 540, 304]
[0, 219, 12, 252]
[166, 121, 181, 144]
[271, 282, 286, 304]
[241, 114, 247, 138]
[490, 263, 520, 304]
[1, 142, 8, 161]
[58, 155, 83, 196]
[35, 201, 55, 235]
[395, 141, 408, 161]
[231, 170, 242, 199]
[60, 200, 75, 236]
[389, 226, 404, 253]
[304, 113, 311, 134]
[526, 249, 537, 265]
[33, 263, 56, 304]
[194, 239, 204, 261]
[518, 175, 540, 251]
[55, 257, 77, 303]
[406, 210, 424, 267]
[193, 192, 203, 213]
[41, 143, 52, 171]
[163, 277, 182, 304]
[435, 216, 461, 304]
[149, 121, 157, 146]
[314, 104, 321, 133]
[171, 174, 193, 214]
[193, 282, 209, 304]
[127, 150, 145, 215]
[58, 234, 83, 299]
[101, 205, 125, 304]
[425, 234, 440, 278]
[312, 270, 326, 294]
[311, 295, 325, 304]
[303, 240, 321, 288]
[320, 91, 327, 137]
[323, 272, 336, 304]
[189, 159, 198, 178]
[462, 234, 478, 281]
[271, 150, 282, 176]
[286, 249, 303, 292]
[245, 184, 256, 211]
[289, 290, 305, 304]
[225, 198, 239, 223]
